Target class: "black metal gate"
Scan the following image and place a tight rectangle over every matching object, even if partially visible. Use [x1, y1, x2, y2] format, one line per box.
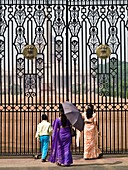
[0, 0, 128, 156]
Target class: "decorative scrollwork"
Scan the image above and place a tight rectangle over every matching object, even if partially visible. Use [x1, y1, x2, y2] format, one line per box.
[34, 27, 46, 53]
[53, 5, 65, 35]
[88, 27, 100, 53]
[110, 57, 117, 78]
[88, 6, 99, 26]
[69, 6, 81, 36]
[14, 27, 26, 53]
[25, 74, 36, 97]
[98, 73, 110, 96]
[0, 5, 7, 35]
[107, 27, 119, 53]
[71, 38, 78, 60]
[91, 57, 98, 78]
[0, 39, 4, 59]
[34, 5, 45, 26]
[56, 39, 62, 60]
[17, 58, 24, 78]
[36, 57, 44, 78]
[107, 6, 118, 26]
[14, 5, 26, 26]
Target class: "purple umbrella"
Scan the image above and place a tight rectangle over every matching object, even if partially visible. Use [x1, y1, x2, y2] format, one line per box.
[62, 101, 84, 131]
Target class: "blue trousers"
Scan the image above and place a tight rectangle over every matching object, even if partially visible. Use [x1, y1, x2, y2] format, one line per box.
[40, 135, 50, 160]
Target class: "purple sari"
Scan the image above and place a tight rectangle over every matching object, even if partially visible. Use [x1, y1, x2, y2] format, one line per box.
[49, 118, 73, 165]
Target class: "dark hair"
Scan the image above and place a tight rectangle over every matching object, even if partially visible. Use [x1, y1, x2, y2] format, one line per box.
[86, 109, 93, 119]
[61, 113, 67, 127]
[59, 103, 67, 127]
[86, 104, 94, 119]
[59, 103, 63, 113]
[42, 114, 48, 120]
[88, 104, 94, 110]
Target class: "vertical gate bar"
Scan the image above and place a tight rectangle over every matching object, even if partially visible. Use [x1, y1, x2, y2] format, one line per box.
[20, 77, 22, 154]
[27, 85, 29, 154]
[77, 0, 80, 106]
[58, 57, 61, 104]
[109, 58, 111, 153]
[35, 33, 38, 155]
[31, 19, 34, 154]
[73, 59, 76, 104]
[69, 0, 72, 103]
[112, 0, 115, 154]
[125, 0, 128, 152]
[50, 13, 53, 128]
[123, 14, 127, 152]
[85, 23, 88, 106]
[53, 0, 57, 108]
[0, 109, 1, 153]
[62, 3, 64, 103]
[61, 3, 65, 102]
[53, 36, 57, 109]
[95, 0, 100, 153]
[47, 7, 49, 108]
[11, 20, 14, 154]
[89, 58, 91, 105]
[107, 0, 111, 154]
[47, 4, 51, 130]
[116, 0, 119, 153]
[100, 11, 104, 153]
[26, 21, 31, 153]
[113, 78, 115, 153]
[3, 24, 7, 154]
[0, 59, 2, 154]
[105, 23, 108, 153]
[8, 17, 11, 154]
[117, 61, 119, 153]
[66, 0, 69, 101]
[16, 49, 18, 154]
[81, 13, 84, 113]
[23, 57, 26, 154]
[62, 32, 64, 102]
[103, 19, 108, 153]
[120, 20, 123, 152]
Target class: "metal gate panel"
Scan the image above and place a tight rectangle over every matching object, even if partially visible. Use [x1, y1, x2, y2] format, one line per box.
[0, 0, 128, 156]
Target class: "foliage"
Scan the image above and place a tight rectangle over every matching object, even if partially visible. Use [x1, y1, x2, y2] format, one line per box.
[98, 60, 128, 98]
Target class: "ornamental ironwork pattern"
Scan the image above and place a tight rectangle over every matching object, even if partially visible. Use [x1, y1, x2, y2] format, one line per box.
[25, 74, 37, 97]
[53, 6, 65, 36]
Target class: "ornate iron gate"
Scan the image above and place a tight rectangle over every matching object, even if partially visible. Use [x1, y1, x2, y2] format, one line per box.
[0, 0, 128, 156]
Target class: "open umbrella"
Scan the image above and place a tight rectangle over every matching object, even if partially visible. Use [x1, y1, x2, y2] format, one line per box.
[62, 101, 84, 131]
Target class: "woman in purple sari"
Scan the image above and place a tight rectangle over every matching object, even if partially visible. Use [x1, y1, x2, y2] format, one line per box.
[49, 104, 73, 166]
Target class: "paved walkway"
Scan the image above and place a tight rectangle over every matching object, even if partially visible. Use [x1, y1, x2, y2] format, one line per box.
[0, 155, 128, 170]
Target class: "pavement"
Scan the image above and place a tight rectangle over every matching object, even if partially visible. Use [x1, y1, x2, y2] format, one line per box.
[0, 154, 128, 170]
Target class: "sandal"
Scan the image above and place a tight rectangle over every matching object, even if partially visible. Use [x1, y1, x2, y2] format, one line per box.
[56, 162, 61, 166]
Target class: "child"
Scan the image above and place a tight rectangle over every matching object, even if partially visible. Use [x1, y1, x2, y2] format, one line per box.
[35, 114, 52, 162]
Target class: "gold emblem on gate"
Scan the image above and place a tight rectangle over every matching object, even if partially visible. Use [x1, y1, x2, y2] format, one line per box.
[23, 44, 37, 60]
[96, 44, 111, 59]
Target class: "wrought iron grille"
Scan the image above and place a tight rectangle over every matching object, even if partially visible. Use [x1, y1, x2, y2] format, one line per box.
[0, 0, 128, 156]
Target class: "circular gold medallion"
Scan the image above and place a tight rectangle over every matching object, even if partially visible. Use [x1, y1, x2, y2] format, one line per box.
[96, 44, 111, 59]
[23, 44, 37, 59]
